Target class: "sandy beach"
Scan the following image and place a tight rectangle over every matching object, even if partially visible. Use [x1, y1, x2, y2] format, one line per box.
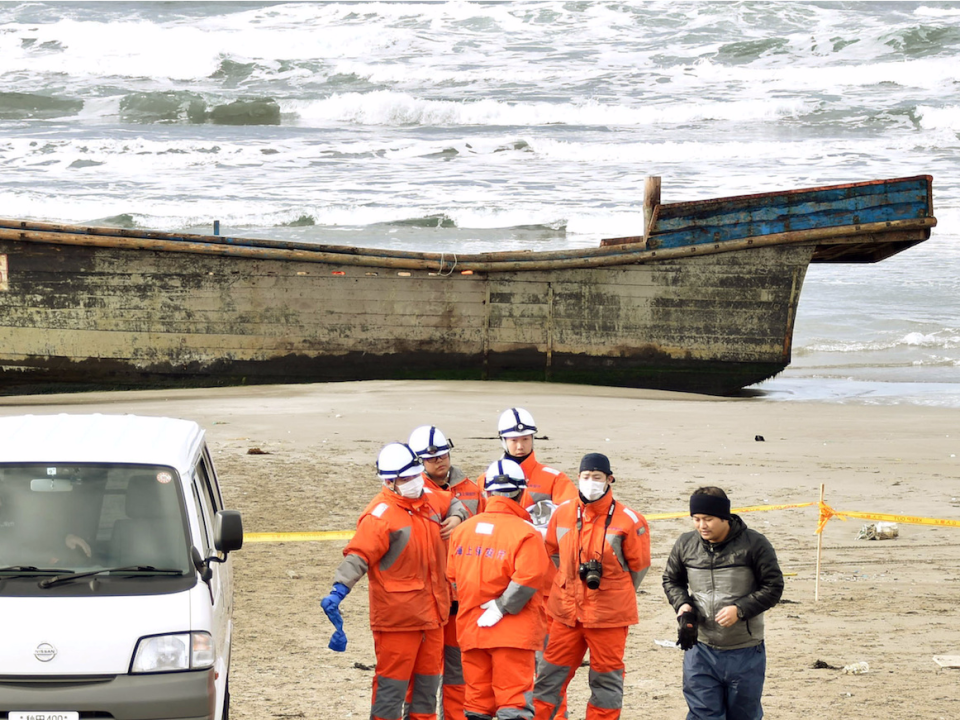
[3, 380, 958, 719]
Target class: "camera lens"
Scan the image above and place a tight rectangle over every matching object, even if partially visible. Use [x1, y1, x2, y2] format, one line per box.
[580, 560, 602, 589]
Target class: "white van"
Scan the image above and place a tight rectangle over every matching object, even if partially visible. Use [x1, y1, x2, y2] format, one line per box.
[0, 414, 243, 720]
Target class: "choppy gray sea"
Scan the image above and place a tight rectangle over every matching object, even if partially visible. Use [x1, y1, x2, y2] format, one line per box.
[1, 1, 958, 405]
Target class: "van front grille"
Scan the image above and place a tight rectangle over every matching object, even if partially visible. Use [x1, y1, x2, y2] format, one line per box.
[0, 674, 116, 687]
[0, 715, 114, 719]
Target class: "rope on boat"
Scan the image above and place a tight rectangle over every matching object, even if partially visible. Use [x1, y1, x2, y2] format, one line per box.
[437, 253, 458, 276]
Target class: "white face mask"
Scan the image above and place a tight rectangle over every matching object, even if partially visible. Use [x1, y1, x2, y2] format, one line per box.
[395, 475, 424, 499]
[579, 479, 607, 502]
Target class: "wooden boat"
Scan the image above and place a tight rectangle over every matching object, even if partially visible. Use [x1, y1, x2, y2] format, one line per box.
[0, 175, 936, 396]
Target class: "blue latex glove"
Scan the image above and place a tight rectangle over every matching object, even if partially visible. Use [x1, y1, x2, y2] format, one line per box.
[321, 583, 350, 652]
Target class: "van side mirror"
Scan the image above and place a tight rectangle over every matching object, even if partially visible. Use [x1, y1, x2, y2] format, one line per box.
[214, 510, 244, 554]
[191, 511, 243, 584]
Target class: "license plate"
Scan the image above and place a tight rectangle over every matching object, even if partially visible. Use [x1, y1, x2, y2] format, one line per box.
[9, 713, 79, 720]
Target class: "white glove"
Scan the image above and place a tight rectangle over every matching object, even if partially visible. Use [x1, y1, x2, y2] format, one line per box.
[477, 599, 504, 627]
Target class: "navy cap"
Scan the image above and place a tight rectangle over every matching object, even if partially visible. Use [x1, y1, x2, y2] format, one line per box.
[579, 453, 612, 476]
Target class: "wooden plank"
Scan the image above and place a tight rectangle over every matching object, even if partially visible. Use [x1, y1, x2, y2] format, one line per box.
[650, 178, 932, 250]
[0, 244, 809, 371]
[644, 176, 661, 240]
[655, 175, 931, 220]
[0, 325, 486, 362]
[0, 307, 487, 334]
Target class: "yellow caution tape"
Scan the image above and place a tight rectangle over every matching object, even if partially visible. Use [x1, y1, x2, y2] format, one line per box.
[245, 530, 355, 543]
[244, 500, 960, 543]
[816, 501, 960, 533]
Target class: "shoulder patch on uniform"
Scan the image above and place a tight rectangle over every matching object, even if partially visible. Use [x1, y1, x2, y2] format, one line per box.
[372, 502, 390, 518]
[624, 507, 639, 523]
[475, 522, 494, 535]
[637, 526, 646, 536]
[543, 466, 560, 475]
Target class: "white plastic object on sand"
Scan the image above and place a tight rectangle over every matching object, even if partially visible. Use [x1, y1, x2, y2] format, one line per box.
[842, 661, 870, 674]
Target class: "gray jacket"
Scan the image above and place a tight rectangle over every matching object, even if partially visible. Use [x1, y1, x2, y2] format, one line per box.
[662, 515, 783, 650]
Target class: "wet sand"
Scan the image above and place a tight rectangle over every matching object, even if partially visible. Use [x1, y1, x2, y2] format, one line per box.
[3, 380, 958, 718]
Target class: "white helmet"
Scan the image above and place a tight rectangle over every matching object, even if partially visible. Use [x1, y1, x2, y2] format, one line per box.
[376, 443, 423, 481]
[484, 459, 527, 496]
[497, 407, 537, 438]
[408, 425, 455, 459]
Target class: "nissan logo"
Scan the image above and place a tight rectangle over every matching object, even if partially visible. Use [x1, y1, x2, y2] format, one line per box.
[35, 643, 57, 662]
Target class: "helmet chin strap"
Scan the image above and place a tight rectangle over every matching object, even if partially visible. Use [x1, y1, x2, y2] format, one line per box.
[502, 450, 531, 465]
[428, 468, 450, 487]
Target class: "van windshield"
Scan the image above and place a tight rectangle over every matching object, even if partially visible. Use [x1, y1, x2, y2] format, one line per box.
[0, 464, 192, 575]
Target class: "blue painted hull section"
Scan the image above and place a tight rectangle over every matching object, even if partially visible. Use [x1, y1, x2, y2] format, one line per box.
[649, 176, 933, 253]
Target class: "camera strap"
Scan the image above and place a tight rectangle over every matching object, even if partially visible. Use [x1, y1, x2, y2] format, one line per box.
[577, 499, 616, 565]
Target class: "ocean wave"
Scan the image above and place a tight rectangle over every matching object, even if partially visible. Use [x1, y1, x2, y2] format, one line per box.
[0, 90, 305, 126]
[208, 98, 281, 126]
[119, 92, 207, 124]
[289, 91, 808, 128]
[912, 355, 960, 368]
[280, 215, 316, 228]
[86, 213, 139, 229]
[916, 6, 960, 18]
[689, 54, 960, 93]
[756, 377, 960, 408]
[211, 58, 259, 86]
[880, 24, 960, 59]
[384, 215, 457, 229]
[0, 91, 82, 120]
[798, 330, 960, 355]
[916, 104, 960, 131]
[902, 331, 960, 349]
[715, 37, 791, 65]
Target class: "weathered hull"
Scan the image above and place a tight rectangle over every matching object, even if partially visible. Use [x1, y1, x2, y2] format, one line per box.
[0, 175, 935, 396]
[0, 239, 811, 395]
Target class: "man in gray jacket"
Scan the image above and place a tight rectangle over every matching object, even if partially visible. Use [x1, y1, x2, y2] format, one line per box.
[662, 487, 784, 720]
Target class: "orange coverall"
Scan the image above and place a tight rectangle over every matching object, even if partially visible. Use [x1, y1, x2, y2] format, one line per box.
[447, 495, 551, 720]
[476, 451, 577, 716]
[333, 486, 454, 720]
[533, 492, 651, 720]
[476, 452, 576, 590]
[424, 467, 484, 720]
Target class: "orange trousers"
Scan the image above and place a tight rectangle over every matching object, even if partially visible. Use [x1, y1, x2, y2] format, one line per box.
[442, 609, 467, 720]
[461, 646, 536, 719]
[539, 616, 567, 719]
[371, 628, 443, 720]
[532, 622, 628, 720]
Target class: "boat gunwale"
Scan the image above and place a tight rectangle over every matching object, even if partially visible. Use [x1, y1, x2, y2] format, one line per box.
[0, 175, 934, 269]
[651, 174, 934, 217]
[0, 217, 936, 273]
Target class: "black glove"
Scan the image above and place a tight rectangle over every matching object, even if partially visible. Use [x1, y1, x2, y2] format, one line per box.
[677, 610, 699, 650]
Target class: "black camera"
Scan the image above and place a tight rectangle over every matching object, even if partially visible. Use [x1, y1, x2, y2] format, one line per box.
[578, 559, 603, 589]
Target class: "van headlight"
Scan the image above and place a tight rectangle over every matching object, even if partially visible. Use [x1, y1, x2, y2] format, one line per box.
[131, 632, 215, 673]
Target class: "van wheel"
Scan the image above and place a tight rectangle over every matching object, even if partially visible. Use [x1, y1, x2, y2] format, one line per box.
[221, 679, 230, 720]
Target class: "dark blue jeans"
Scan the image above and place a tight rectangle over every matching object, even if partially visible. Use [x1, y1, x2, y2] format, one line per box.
[682, 642, 766, 720]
